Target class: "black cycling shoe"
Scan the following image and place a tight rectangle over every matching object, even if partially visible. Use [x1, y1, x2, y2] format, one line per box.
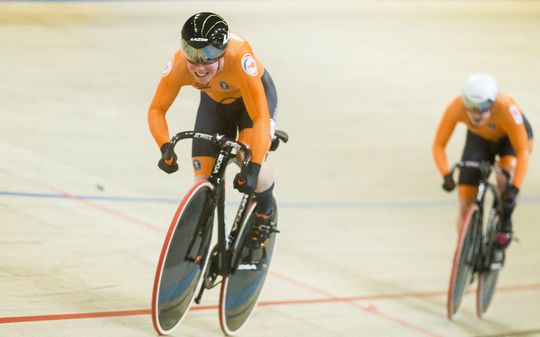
[246, 212, 278, 249]
[495, 231, 512, 249]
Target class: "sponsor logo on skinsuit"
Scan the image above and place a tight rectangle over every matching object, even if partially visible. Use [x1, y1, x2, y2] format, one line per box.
[162, 57, 173, 77]
[192, 159, 202, 171]
[220, 81, 230, 90]
[242, 53, 258, 77]
[509, 105, 524, 125]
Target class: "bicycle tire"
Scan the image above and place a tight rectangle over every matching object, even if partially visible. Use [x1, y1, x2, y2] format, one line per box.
[447, 204, 479, 320]
[152, 181, 215, 335]
[219, 199, 278, 336]
[476, 209, 501, 318]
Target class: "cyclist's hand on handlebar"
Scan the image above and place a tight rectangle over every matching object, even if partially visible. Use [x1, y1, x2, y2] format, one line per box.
[501, 184, 519, 204]
[234, 162, 260, 193]
[158, 143, 178, 174]
[442, 173, 455, 192]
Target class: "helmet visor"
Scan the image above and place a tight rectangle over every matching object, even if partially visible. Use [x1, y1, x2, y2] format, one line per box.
[463, 95, 494, 113]
[181, 39, 225, 64]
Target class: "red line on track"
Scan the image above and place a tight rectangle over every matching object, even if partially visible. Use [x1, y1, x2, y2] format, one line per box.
[0, 283, 538, 325]
[0, 309, 151, 324]
[271, 271, 443, 337]
[43, 184, 163, 233]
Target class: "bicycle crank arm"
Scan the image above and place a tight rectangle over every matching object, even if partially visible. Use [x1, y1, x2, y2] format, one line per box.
[194, 282, 206, 304]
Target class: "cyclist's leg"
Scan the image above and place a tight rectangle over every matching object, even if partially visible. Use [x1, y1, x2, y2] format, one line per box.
[237, 127, 276, 249]
[192, 92, 238, 181]
[493, 155, 515, 249]
[457, 186, 477, 234]
[457, 131, 496, 233]
[238, 69, 278, 215]
[235, 70, 278, 248]
[495, 117, 533, 238]
[238, 128, 275, 212]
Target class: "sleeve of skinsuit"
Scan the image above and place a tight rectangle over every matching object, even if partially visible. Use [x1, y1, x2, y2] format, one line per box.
[147, 53, 184, 148]
[501, 99, 529, 189]
[433, 96, 462, 176]
[235, 42, 271, 165]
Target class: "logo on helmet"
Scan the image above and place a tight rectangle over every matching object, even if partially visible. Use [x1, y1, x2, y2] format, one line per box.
[242, 53, 258, 77]
[190, 37, 209, 42]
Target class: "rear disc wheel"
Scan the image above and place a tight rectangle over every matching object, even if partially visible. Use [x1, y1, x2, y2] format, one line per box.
[219, 200, 278, 336]
[477, 210, 502, 318]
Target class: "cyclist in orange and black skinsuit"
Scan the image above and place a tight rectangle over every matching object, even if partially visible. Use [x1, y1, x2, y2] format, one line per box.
[433, 74, 533, 251]
[148, 12, 278, 249]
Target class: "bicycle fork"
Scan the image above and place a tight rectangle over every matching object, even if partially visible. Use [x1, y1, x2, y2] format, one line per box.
[185, 194, 216, 265]
[194, 182, 227, 304]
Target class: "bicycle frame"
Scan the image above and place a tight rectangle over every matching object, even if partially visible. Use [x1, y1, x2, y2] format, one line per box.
[446, 160, 512, 320]
[169, 132, 253, 275]
[450, 161, 509, 272]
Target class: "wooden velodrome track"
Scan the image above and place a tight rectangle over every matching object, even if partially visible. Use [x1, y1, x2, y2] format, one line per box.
[1, 1, 539, 336]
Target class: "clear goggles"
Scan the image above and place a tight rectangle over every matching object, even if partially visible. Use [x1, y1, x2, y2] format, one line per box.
[463, 96, 494, 113]
[181, 40, 225, 65]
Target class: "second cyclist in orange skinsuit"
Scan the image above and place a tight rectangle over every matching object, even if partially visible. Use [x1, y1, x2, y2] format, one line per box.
[433, 74, 533, 251]
[147, 12, 278, 249]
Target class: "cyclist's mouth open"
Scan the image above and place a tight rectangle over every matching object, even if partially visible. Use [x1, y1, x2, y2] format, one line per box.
[195, 71, 209, 78]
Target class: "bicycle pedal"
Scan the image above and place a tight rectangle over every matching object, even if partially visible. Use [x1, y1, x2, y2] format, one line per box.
[204, 276, 221, 289]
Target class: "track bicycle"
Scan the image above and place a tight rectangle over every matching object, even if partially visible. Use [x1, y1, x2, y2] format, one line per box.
[151, 130, 288, 336]
[446, 160, 511, 320]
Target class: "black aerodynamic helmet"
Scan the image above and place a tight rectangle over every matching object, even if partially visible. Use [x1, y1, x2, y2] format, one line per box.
[181, 12, 230, 64]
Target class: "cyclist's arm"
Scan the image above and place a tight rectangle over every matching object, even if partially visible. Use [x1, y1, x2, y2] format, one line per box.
[235, 43, 271, 165]
[433, 97, 461, 176]
[148, 53, 184, 148]
[503, 103, 530, 189]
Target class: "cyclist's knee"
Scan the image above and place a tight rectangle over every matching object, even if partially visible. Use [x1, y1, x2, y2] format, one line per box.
[194, 174, 209, 183]
[498, 156, 516, 171]
[496, 155, 516, 190]
[458, 185, 477, 202]
[255, 161, 274, 193]
[458, 185, 476, 218]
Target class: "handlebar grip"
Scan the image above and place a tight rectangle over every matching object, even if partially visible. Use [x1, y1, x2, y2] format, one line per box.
[162, 147, 173, 161]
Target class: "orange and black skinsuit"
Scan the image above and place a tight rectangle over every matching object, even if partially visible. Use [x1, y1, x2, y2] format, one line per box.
[148, 34, 277, 214]
[433, 93, 533, 232]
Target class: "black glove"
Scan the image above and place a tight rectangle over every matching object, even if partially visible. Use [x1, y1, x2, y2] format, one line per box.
[501, 184, 519, 204]
[234, 162, 261, 194]
[158, 143, 178, 174]
[442, 173, 455, 192]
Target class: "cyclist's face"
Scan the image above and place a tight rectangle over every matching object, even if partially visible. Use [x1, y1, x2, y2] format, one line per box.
[466, 109, 491, 126]
[186, 58, 222, 85]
